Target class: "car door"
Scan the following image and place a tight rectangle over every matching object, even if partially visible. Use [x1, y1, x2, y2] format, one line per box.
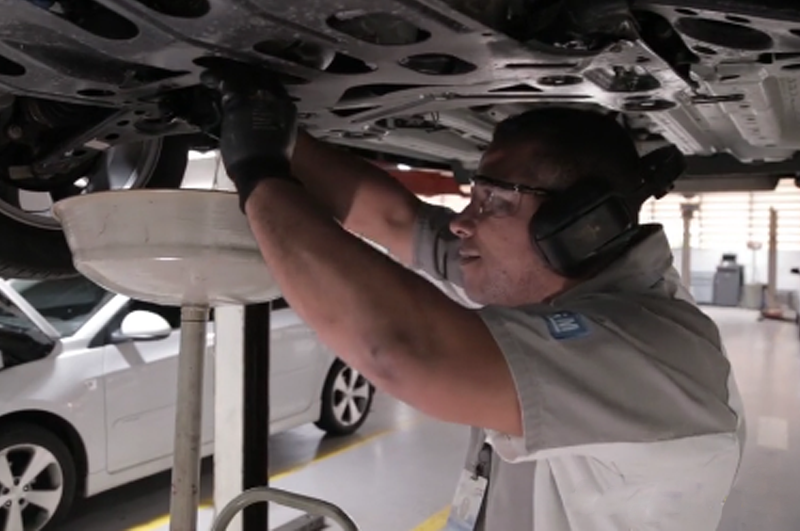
[269, 298, 326, 422]
[102, 300, 215, 473]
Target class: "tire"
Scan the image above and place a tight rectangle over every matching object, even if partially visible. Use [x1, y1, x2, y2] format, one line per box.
[0, 135, 189, 279]
[314, 359, 375, 436]
[0, 423, 78, 531]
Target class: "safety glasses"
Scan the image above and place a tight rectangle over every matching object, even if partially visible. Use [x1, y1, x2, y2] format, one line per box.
[468, 174, 553, 218]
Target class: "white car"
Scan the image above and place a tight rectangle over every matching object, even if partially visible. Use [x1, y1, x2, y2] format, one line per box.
[0, 276, 374, 531]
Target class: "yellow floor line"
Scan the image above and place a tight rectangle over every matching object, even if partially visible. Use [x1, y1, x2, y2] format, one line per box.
[269, 426, 395, 483]
[128, 515, 170, 531]
[126, 419, 420, 531]
[127, 503, 214, 531]
[409, 506, 450, 531]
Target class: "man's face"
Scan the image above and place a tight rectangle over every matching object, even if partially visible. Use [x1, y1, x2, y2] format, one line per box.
[449, 141, 568, 306]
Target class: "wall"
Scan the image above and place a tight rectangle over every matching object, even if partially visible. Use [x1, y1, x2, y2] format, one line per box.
[673, 247, 800, 292]
[641, 179, 800, 293]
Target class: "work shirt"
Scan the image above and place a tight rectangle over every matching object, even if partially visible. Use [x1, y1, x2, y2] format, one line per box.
[411, 202, 746, 531]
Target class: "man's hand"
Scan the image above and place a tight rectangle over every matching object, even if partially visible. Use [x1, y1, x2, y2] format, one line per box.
[202, 62, 422, 263]
[201, 66, 300, 211]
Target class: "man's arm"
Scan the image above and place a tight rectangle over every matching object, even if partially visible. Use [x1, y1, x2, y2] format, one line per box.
[290, 131, 423, 266]
[244, 180, 522, 437]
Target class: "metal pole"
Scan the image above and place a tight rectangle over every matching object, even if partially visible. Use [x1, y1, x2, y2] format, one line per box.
[170, 305, 210, 531]
[243, 303, 271, 530]
[767, 207, 778, 309]
[680, 202, 698, 289]
[209, 301, 345, 531]
[681, 208, 692, 286]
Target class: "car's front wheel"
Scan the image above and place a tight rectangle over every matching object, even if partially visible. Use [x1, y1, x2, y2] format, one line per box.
[0, 423, 77, 531]
[315, 360, 375, 436]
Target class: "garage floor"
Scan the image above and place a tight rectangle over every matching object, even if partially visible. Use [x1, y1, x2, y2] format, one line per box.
[57, 307, 799, 531]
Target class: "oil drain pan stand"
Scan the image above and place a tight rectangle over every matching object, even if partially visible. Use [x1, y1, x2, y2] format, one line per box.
[53, 189, 359, 531]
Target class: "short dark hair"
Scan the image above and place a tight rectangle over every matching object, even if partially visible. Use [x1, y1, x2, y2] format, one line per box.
[492, 107, 643, 193]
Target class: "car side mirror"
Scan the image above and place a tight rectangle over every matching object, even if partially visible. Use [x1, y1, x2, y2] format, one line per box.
[110, 310, 172, 343]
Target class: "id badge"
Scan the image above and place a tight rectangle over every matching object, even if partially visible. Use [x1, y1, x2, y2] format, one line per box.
[444, 469, 488, 531]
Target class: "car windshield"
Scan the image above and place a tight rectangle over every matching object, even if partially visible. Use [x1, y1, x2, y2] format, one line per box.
[5, 277, 114, 337]
[0, 292, 45, 339]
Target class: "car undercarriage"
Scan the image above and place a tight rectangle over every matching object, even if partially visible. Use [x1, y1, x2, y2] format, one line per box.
[1, 0, 800, 277]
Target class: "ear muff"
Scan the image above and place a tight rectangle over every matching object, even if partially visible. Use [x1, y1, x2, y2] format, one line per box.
[529, 179, 637, 277]
[528, 145, 686, 277]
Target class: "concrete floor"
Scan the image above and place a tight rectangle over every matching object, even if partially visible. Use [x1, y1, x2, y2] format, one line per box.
[58, 306, 800, 530]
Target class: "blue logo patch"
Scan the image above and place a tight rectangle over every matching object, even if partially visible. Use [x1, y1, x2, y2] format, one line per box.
[544, 311, 590, 340]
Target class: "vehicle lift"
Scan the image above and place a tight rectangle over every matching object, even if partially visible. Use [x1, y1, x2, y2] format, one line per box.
[52, 188, 360, 531]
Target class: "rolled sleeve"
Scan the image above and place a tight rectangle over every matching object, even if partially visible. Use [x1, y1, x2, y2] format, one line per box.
[411, 202, 460, 281]
[477, 302, 739, 464]
[410, 202, 477, 307]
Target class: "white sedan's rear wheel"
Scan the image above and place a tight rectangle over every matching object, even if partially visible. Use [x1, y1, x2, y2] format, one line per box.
[0, 424, 76, 531]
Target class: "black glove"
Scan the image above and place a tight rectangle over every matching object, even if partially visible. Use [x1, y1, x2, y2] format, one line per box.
[201, 67, 300, 212]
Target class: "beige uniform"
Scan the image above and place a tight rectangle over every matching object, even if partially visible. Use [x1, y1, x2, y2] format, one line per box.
[411, 203, 746, 531]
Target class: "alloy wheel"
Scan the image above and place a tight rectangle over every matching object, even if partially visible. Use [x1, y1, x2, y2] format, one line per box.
[0, 444, 64, 531]
[331, 366, 371, 427]
[0, 139, 163, 231]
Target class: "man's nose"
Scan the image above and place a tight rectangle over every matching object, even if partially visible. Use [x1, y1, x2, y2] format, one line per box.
[450, 207, 477, 238]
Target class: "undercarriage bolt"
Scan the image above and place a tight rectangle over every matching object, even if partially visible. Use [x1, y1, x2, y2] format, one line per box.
[22, 485, 29, 492]
[3, 500, 10, 508]
[6, 124, 23, 140]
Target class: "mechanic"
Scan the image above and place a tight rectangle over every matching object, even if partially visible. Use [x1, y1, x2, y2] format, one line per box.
[202, 70, 746, 530]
